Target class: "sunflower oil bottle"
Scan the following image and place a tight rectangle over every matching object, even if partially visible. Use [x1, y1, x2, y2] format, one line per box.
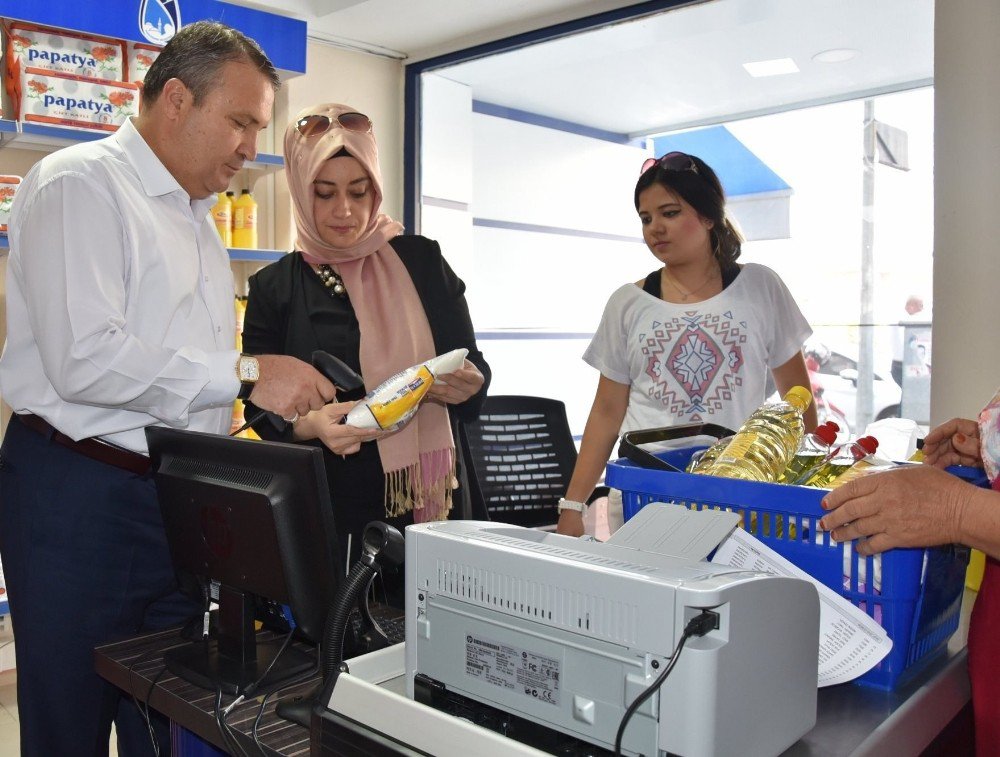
[686, 435, 734, 473]
[801, 436, 879, 488]
[704, 386, 813, 482]
[232, 189, 258, 249]
[211, 191, 232, 247]
[826, 448, 896, 489]
[778, 421, 840, 484]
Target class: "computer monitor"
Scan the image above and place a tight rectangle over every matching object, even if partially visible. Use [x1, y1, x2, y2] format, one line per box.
[146, 426, 341, 695]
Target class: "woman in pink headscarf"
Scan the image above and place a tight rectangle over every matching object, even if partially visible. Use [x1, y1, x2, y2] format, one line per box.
[242, 104, 489, 604]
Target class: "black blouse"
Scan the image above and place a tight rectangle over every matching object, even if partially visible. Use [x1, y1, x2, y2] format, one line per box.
[241, 235, 491, 573]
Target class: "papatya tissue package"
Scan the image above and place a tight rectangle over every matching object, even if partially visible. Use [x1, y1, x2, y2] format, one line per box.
[20, 68, 139, 132]
[346, 348, 469, 431]
[0, 176, 22, 233]
[128, 42, 161, 84]
[6, 22, 127, 119]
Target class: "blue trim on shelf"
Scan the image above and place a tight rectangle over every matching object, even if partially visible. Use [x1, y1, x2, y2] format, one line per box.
[0, 119, 17, 135]
[20, 121, 107, 143]
[0, 238, 283, 260]
[473, 101, 635, 145]
[247, 153, 283, 168]
[228, 248, 283, 262]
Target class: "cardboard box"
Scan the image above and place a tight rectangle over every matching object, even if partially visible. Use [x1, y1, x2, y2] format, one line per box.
[0, 175, 21, 233]
[20, 68, 138, 133]
[129, 42, 161, 84]
[5, 22, 127, 120]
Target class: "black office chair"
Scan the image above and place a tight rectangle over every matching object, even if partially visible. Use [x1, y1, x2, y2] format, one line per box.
[458, 395, 579, 529]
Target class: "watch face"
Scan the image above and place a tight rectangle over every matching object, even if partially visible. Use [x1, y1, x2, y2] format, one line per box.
[238, 356, 259, 382]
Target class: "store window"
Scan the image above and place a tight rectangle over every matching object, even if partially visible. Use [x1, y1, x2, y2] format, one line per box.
[406, 0, 934, 437]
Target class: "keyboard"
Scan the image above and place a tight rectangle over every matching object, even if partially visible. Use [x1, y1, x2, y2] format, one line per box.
[367, 602, 406, 644]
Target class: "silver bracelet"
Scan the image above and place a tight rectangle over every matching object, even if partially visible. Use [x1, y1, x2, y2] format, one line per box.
[557, 497, 587, 513]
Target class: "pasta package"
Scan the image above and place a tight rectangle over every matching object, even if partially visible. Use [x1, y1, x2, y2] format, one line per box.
[0, 175, 22, 233]
[20, 67, 139, 132]
[346, 348, 469, 431]
[6, 22, 127, 119]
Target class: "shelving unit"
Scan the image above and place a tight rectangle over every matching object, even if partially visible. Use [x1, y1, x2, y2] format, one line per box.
[0, 118, 286, 261]
[0, 118, 285, 172]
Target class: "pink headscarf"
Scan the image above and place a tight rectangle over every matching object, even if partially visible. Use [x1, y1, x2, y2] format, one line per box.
[285, 102, 454, 522]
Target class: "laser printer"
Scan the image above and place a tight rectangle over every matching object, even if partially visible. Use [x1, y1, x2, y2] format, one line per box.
[404, 507, 820, 757]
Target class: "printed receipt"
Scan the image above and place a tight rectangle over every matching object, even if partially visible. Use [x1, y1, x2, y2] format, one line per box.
[711, 529, 892, 687]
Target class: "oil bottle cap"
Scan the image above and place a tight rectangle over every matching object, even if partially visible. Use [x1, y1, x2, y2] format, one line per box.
[824, 420, 840, 433]
[784, 385, 813, 410]
[814, 424, 838, 445]
[858, 436, 879, 454]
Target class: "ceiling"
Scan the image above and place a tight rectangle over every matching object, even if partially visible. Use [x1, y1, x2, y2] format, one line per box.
[223, 0, 933, 137]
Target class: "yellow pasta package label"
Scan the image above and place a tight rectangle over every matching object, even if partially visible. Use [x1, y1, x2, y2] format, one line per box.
[367, 366, 435, 429]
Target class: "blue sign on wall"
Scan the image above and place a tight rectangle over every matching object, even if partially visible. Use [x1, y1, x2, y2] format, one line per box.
[0, 0, 306, 74]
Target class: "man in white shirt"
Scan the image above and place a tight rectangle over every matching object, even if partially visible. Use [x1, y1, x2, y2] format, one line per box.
[0, 22, 335, 755]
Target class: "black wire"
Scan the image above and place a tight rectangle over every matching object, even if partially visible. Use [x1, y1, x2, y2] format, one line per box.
[126, 647, 163, 757]
[613, 629, 694, 757]
[253, 647, 322, 755]
[215, 686, 252, 757]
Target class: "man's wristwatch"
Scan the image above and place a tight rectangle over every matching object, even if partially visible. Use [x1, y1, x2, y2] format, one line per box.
[557, 498, 587, 514]
[236, 354, 260, 400]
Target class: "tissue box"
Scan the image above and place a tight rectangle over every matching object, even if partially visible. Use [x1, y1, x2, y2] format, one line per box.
[128, 42, 161, 84]
[0, 175, 21, 232]
[5, 22, 127, 119]
[20, 67, 138, 132]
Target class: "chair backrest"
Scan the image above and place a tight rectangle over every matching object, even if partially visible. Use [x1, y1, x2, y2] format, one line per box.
[458, 395, 578, 528]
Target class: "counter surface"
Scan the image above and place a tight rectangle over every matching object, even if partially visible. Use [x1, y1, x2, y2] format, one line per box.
[94, 590, 976, 756]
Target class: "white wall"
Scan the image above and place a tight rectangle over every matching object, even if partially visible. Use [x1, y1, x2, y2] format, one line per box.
[931, 0, 1000, 423]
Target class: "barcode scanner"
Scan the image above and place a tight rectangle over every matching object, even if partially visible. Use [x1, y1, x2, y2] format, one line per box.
[230, 351, 365, 436]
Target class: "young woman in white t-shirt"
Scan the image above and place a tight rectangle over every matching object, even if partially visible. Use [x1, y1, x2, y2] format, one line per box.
[556, 152, 817, 536]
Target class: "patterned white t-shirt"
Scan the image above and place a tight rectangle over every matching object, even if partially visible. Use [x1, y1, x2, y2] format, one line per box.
[584, 263, 811, 435]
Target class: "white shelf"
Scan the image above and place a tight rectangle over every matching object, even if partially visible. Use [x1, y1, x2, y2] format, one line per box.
[0, 119, 284, 172]
[0, 235, 281, 262]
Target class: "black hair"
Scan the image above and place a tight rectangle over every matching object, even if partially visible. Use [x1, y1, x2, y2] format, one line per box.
[634, 153, 743, 269]
[141, 21, 280, 106]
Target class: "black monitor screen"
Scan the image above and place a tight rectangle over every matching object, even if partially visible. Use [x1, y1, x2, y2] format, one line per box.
[146, 426, 340, 694]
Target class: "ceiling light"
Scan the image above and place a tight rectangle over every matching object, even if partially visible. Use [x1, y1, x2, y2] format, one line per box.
[742, 58, 799, 77]
[812, 48, 861, 64]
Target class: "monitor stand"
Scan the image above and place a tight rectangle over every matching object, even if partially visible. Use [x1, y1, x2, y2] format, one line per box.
[164, 585, 315, 695]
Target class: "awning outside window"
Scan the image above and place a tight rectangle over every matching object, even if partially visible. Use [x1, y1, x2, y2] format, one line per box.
[652, 126, 792, 241]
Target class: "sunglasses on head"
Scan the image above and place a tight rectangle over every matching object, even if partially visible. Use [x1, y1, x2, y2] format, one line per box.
[641, 151, 699, 175]
[295, 111, 372, 138]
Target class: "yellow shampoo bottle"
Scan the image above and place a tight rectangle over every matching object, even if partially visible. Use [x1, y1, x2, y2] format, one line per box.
[232, 189, 258, 249]
[211, 192, 232, 247]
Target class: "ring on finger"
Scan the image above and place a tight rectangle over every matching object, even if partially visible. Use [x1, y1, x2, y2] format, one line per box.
[284, 412, 300, 424]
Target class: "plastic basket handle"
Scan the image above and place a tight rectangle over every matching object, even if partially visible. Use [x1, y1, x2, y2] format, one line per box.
[618, 423, 736, 472]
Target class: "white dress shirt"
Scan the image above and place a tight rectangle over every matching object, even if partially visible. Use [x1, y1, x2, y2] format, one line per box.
[0, 118, 241, 453]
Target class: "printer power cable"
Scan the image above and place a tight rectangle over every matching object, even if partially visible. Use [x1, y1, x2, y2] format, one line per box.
[613, 610, 719, 757]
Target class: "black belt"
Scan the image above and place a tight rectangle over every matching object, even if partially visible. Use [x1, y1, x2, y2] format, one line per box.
[17, 414, 151, 476]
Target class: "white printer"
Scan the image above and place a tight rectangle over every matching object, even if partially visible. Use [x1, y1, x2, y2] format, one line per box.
[404, 507, 820, 757]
